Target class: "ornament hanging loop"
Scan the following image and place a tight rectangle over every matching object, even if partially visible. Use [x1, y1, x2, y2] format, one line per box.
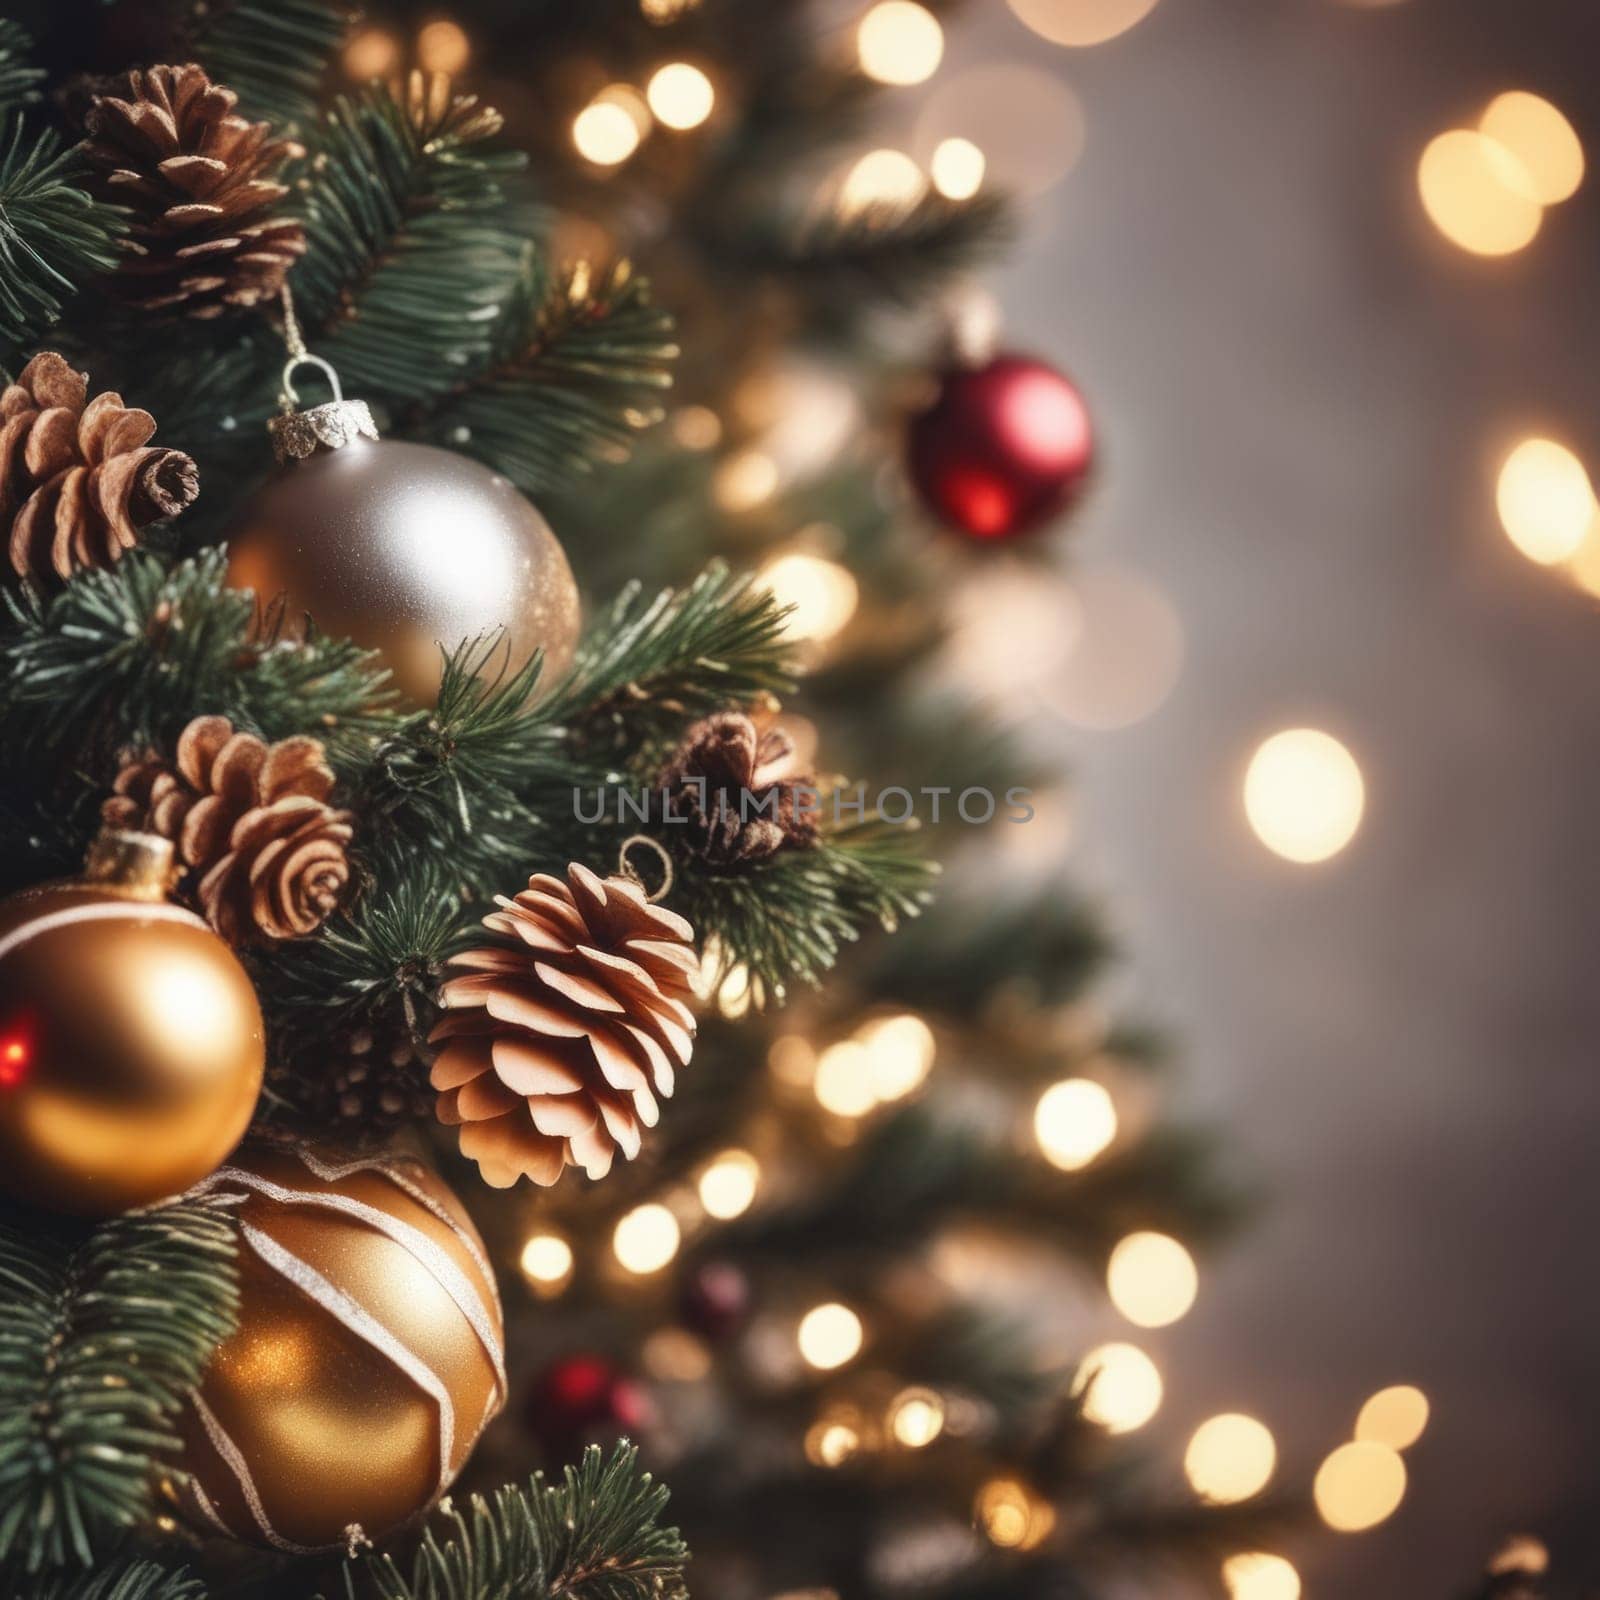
[279, 352, 345, 413]
[618, 835, 674, 903]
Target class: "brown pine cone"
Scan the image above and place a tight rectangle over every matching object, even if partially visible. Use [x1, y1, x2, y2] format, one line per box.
[1, 352, 199, 582]
[103, 713, 353, 945]
[430, 863, 698, 1188]
[658, 710, 819, 865]
[325, 1024, 435, 1128]
[82, 63, 306, 319]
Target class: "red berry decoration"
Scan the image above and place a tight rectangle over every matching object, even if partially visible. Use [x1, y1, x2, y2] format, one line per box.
[907, 353, 1093, 542]
[529, 1354, 656, 1461]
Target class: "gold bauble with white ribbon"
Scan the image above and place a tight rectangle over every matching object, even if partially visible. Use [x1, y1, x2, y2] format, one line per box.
[180, 1140, 506, 1551]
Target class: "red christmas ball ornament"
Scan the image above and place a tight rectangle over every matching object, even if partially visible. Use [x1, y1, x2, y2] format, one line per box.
[529, 1354, 656, 1461]
[907, 353, 1094, 542]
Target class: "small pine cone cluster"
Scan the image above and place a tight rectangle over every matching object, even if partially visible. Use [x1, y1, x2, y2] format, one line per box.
[430, 863, 698, 1188]
[81, 64, 306, 319]
[658, 710, 819, 866]
[1, 352, 199, 582]
[325, 1024, 435, 1128]
[104, 714, 353, 945]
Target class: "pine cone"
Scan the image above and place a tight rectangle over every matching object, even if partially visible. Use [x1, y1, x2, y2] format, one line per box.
[658, 710, 819, 865]
[430, 863, 699, 1188]
[324, 1023, 435, 1128]
[1, 352, 199, 582]
[103, 713, 353, 944]
[82, 63, 306, 319]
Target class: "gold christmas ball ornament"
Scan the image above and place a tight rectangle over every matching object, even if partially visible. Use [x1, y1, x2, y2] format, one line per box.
[180, 1140, 506, 1552]
[223, 358, 581, 706]
[0, 830, 264, 1217]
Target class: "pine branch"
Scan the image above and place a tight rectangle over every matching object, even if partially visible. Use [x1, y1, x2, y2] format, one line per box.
[185, 0, 352, 138]
[16, 1558, 206, 1600]
[347, 1444, 688, 1600]
[0, 19, 44, 118]
[544, 563, 794, 752]
[294, 83, 529, 405]
[0, 121, 124, 363]
[0, 1200, 239, 1571]
[725, 192, 1010, 316]
[673, 820, 933, 1000]
[410, 259, 678, 493]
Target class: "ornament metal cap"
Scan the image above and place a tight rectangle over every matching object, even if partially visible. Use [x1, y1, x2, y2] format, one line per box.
[268, 354, 379, 465]
[83, 828, 177, 900]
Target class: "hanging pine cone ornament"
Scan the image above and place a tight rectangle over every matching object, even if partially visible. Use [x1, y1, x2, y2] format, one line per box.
[658, 711, 819, 865]
[1, 352, 199, 582]
[81, 64, 306, 319]
[104, 713, 353, 946]
[430, 864, 698, 1188]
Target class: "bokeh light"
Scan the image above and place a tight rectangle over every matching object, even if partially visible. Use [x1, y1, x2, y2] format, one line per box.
[1006, 0, 1161, 47]
[1355, 1385, 1430, 1451]
[1075, 1342, 1163, 1433]
[857, 1013, 936, 1101]
[699, 1149, 761, 1219]
[574, 98, 644, 165]
[1314, 1441, 1408, 1532]
[806, 1413, 862, 1467]
[1043, 569, 1184, 731]
[1106, 1231, 1199, 1328]
[974, 1477, 1056, 1550]
[813, 1039, 877, 1117]
[417, 18, 470, 73]
[798, 1302, 864, 1369]
[1480, 92, 1584, 205]
[344, 27, 401, 79]
[1417, 129, 1542, 257]
[613, 1203, 681, 1273]
[858, 2, 944, 85]
[1184, 1414, 1277, 1504]
[520, 1232, 573, 1293]
[758, 551, 860, 644]
[1222, 1553, 1302, 1600]
[888, 1387, 945, 1448]
[931, 137, 987, 200]
[1034, 1078, 1118, 1170]
[916, 66, 1084, 197]
[647, 62, 715, 129]
[1490, 1537, 1551, 1576]
[1496, 438, 1596, 565]
[1243, 729, 1365, 864]
[841, 149, 927, 214]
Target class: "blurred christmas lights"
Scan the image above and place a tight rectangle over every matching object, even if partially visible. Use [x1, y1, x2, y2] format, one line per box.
[1314, 1440, 1407, 1531]
[1243, 729, 1365, 864]
[1106, 1231, 1198, 1328]
[647, 62, 715, 129]
[1034, 1078, 1118, 1170]
[757, 551, 860, 645]
[813, 1040, 878, 1117]
[798, 1302, 864, 1369]
[857, 2, 945, 86]
[931, 137, 987, 200]
[698, 1149, 761, 1219]
[916, 65, 1084, 197]
[841, 149, 927, 214]
[887, 1387, 945, 1447]
[574, 97, 645, 165]
[1005, 0, 1160, 48]
[1480, 93, 1584, 206]
[416, 18, 470, 73]
[974, 1476, 1056, 1549]
[1354, 1384, 1430, 1451]
[1074, 1342, 1163, 1433]
[613, 1203, 681, 1274]
[1184, 1414, 1277, 1504]
[713, 448, 781, 511]
[857, 1013, 936, 1100]
[1497, 438, 1596, 565]
[1043, 569, 1184, 732]
[1222, 1553, 1302, 1600]
[520, 1232, 574, 1293]
[343, 27, 400, 79]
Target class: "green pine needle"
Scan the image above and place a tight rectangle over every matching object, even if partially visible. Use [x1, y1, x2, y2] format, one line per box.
[347, 1444, 688, 1600]
[185, 0, 353, 137]
[15, 1558, 207, 1600]
[0, 1200, 239, 1571]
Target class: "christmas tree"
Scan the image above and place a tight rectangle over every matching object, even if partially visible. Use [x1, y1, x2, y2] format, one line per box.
[0, 2, 1283, 1597]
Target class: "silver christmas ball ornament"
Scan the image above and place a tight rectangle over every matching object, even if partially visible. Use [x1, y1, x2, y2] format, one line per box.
[224, 358, 580, 705]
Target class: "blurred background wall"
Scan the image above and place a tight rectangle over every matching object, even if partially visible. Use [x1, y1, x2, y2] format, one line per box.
[898, 0, 1600, 1591]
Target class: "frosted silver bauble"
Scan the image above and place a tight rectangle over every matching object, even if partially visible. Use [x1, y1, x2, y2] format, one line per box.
[224, 399, 580, 706]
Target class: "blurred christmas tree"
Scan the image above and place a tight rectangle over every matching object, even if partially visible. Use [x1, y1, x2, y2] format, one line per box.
[0, 1, 1284, 1597]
